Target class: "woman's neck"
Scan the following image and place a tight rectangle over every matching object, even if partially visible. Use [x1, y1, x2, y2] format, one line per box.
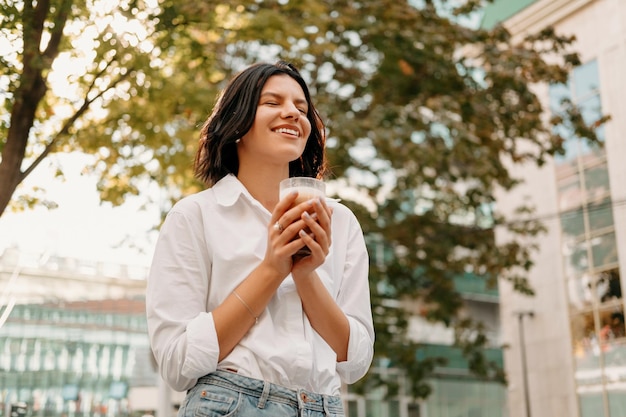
[237, 165, 288, 212]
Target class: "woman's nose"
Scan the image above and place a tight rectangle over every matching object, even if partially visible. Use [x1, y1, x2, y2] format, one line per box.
[282, 102, 300, 119]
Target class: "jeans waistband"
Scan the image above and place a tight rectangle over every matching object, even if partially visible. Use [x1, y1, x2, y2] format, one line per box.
[197, 370, 343, 413]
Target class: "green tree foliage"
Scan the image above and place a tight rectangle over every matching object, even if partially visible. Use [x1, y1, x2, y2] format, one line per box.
[0, 0, 607, 397]
[0, 0, 169, 212]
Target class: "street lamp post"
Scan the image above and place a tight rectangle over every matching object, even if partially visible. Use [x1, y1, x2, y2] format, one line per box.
[514, 310, 534, 417]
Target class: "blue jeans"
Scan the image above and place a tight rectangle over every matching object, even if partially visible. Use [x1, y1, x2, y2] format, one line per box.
[178, 370, 345, 417]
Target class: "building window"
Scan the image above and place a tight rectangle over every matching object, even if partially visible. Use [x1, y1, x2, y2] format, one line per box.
[552, 59, 623, 417]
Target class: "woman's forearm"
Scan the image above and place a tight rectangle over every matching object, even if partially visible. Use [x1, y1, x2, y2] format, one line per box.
[293, 271, 350, 361]
[213, 262, 284, 361]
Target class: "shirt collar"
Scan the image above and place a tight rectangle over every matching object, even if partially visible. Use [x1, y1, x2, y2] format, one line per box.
[212, 174, 248, 207]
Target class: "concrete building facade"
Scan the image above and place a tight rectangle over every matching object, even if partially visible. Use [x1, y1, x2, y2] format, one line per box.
[485, 1, 626, 416]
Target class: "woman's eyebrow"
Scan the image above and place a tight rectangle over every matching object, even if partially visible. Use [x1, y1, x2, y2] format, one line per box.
[260, 91, 308, 107]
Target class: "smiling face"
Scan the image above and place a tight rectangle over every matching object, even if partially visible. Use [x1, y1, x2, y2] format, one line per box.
[237, 74, 312, 171]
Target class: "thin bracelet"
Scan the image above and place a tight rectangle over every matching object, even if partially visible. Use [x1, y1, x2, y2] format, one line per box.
[232, 289, 259, 325]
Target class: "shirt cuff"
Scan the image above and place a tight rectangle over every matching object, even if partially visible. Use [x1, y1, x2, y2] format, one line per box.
[181, 312, 220, 380]
[336, 317, 374, 384]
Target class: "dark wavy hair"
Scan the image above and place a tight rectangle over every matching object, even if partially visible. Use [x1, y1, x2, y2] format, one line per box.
[194, 61, 327, 186]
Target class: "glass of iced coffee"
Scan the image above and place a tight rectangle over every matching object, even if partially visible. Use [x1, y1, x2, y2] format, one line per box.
[279, 177, 326, 258]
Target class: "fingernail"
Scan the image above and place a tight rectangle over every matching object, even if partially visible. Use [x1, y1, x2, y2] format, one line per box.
[303, 211, 311, 219]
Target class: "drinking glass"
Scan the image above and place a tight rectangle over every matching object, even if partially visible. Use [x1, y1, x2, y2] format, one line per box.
[279, 177, 326, 257]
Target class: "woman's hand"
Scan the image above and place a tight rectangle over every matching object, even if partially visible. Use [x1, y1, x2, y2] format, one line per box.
[263, 193, 333, 279]
[291, 197, 333, 278]
[262, 191, 311, 278]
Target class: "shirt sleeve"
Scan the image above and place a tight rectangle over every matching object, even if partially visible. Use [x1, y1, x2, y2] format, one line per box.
[335, 209, 375, 384]
[146, 204, 219, 392]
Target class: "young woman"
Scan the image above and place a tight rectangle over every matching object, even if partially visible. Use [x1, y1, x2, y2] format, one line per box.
[146, 61, 374, 416]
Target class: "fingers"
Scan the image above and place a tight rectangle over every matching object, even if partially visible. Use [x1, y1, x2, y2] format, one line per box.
[298, 198, 332, 255]
[272, 198, 315, 240]
[270, 194, 333, 262]
[270, 191, 299, 230]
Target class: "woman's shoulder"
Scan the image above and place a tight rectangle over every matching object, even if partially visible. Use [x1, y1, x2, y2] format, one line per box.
[172, 175, 243, 213]
[327, 199, 363, 224]
[169, 188, 217, 215]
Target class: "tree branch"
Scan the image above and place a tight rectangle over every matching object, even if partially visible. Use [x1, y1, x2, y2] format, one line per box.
[22, 64, 134, 179]
[42, 0, 73, 63]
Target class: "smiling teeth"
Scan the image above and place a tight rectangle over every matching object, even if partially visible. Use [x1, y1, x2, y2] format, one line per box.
[275, 128, 299, 137]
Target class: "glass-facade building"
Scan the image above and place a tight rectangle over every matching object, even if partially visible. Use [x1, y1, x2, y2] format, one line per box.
[484, 1, 626, 416]
[0, 249, 156, 417]
[551, 59, 626, 415]
[1, 301, 154, 417]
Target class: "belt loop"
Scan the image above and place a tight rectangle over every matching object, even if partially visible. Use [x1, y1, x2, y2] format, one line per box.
[323, 395, 330, 416]
[257, 380, 270, 409]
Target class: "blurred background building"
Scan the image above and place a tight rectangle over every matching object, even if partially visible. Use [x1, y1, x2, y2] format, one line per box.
[484, 1, 626, 417]
[0, 248, 169, 417]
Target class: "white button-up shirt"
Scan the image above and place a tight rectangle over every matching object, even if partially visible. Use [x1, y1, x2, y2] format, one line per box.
[146, 174, 374, 395]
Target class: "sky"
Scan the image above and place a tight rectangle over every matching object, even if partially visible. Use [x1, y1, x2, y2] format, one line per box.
[0, 153, 160, 269]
